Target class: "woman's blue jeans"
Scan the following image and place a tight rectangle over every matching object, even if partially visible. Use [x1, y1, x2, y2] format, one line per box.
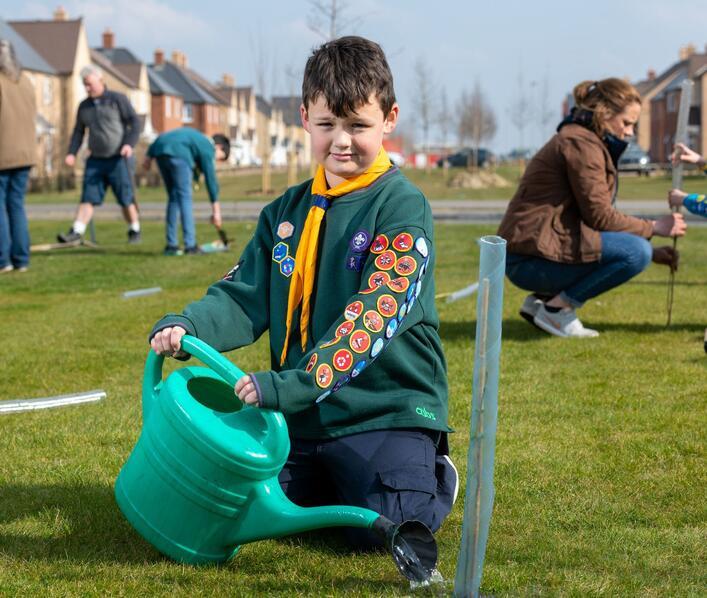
[506, 231, 653, 308]
[0, 167, 31, 269]
[156, 156, 196, 249]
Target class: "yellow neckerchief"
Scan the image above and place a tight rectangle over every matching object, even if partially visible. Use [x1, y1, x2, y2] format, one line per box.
[280, 147, 392, 365]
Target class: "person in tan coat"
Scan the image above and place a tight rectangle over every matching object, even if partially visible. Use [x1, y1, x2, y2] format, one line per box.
[497, 78, 686, 337]
[0, 39, 36, 273]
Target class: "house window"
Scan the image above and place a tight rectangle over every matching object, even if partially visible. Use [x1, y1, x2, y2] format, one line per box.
[165, 97, 171, 118]
[183, 103, 194, 123]
[42, 78, 53, 106]
[667, 92, 677, 113]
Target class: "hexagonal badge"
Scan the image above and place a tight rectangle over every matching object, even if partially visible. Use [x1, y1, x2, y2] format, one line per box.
[277, 221, 295, 239]
[272, 241, 289, 263]
[280, 256, 295, 277]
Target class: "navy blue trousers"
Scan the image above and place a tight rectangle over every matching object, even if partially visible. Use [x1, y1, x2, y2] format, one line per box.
[279, 428, 458, 548]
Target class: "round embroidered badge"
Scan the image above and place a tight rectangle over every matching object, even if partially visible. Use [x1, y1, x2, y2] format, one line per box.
[336, 321, 355, 337]
[315, 364, 333, 388]
[363, 310, 384, 333]
[377, 294, 398, 317]
[333, 349, 353, 372]
[394, 255, 417, 276]
[349, 329, 371, 353]
[392, 232, 413, 252]
[344, 300, 364, 321]
[387, 277, 410, 293]
[374, 250, 396, 271]
[368, 271, 391, 288]
[370, 234, 389, 254]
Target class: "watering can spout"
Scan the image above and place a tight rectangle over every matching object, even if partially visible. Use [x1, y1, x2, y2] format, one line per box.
[234, 481, 437, 583]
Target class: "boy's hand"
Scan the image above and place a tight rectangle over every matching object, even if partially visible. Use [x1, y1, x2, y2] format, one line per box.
[151, 326, 187, 358]
[672, 142, 704, 166]
[235, 375, 259, 406]
[668, 189, 687, 210]
[652, 246, 679, 272]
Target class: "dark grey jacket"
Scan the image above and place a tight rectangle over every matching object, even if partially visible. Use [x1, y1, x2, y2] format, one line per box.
[68, 89, 140, 158]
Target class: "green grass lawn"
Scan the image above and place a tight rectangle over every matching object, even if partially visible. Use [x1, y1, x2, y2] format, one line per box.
[25, 165, 707, 204]
[1, 222, 705, 596]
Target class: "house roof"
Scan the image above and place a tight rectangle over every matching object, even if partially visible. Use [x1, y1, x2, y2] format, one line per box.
[211, 85, 233, 105]
[147, 65, 182, 97]
[636, 53, 707, 98]
[180, 64, 229, 105]
[90, 48, 135, 88]
[94, 47, 141, 65]
[114, 63, 142, 87]
[256, 95, 271, 117]
[271, 96, 302, 127]
[94, 47, 143, 86]
[8, 18, 82, 75]
[149, 61, 220, 104]
[0, 18, 56, 74]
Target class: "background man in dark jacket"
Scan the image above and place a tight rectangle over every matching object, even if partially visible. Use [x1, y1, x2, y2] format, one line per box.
[0, 39, 35, 273]
[58, 65, 142, 244]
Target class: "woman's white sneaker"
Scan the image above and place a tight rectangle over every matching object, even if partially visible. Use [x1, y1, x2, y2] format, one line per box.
[533, 304, 599, 338]
[519, 294, 543, 324]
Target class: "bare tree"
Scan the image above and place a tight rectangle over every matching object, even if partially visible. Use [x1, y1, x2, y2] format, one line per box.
[307, 0, 363, 40]
[437, 87, 452, 153]
[508, 68, 532, 152]
[412, 57, 434, 172]
[457, 81, 497, 169]
[534, 75, 555, 147]
[250, 28, 278, 193]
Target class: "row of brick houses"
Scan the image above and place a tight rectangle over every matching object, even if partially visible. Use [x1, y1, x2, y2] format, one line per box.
[2, 7, 310, 182]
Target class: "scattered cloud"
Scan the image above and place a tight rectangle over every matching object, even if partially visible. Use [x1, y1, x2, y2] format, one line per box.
[64, 0, 209, 50]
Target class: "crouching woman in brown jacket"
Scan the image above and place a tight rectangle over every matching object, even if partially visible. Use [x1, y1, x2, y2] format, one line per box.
[497, 78, 685, 338]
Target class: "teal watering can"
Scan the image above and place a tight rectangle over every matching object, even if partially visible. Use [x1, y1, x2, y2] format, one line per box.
[115, 335, 437, 582]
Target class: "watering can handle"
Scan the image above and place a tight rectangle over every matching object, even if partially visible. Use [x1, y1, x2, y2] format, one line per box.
[179, 335, 247, 386]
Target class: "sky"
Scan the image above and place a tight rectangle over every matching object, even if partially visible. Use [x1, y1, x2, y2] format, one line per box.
[3, 0, 707, 153]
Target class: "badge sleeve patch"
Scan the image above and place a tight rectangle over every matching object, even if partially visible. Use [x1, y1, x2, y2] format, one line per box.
[298, 228, 432, 405]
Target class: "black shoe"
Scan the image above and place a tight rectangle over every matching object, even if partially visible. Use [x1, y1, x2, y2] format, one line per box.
[184, 245, 202, 255]
[164, 245, 183, 256]
[57, 229, 82, 243]
[128, 229, 142, 244]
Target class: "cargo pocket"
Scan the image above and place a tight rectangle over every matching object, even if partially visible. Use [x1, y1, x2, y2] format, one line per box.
[378, 465, 437, 524]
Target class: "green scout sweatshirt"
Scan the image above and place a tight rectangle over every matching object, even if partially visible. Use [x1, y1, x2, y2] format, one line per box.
[151, 167, 449, 439]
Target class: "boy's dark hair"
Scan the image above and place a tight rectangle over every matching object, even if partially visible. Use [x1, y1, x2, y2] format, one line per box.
[302, 36, 396, 117]
[212, 133, 230, 160]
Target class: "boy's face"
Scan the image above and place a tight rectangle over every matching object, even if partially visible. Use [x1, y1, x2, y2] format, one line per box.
[301, 94, 398, 186]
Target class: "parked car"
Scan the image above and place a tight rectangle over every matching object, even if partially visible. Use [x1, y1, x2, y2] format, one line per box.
[437, 148, 493, 168]
[618, 142, 654, 176]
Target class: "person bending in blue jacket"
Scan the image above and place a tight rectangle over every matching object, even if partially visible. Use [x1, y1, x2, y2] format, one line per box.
[145, 127, 230, 255]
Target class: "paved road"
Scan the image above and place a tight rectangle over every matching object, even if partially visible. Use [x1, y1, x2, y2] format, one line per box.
[26, 199, 706, 225]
